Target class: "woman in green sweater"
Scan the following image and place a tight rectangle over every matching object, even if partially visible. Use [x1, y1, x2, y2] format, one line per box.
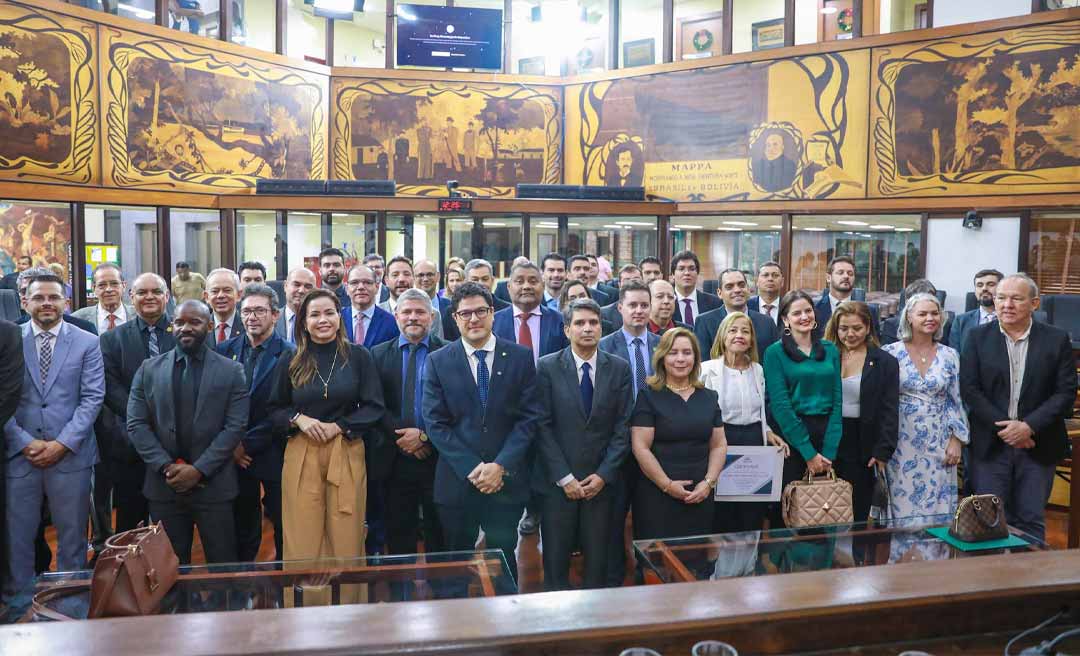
[763, 290, 843, 485]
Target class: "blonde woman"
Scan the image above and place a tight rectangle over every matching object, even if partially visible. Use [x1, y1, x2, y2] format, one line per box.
[631, 327, 727, 539]
[700, 312, 789, 533]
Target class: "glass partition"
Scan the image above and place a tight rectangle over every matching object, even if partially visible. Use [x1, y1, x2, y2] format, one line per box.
[286, 0, 328, 64]
[673, 0, 725, 61]
[1029, 212, 1080, 295]
[285, 211, 322, 271]
[670, 215, 781, 285]
[76, 0, 156, 24]
[795, 0, 857, 45]
[412, 214, 441, 265]
[479, 216, 523, 280]
[790, 214, 922, 301]
[732, 0, 785, 54]
[879, 0, 929, 34]
[334, 6, 388, 67]
[564, 216, 658, 274]
[620, 0, 663, 67]
[329, 212, 374, 266]
[84, 204, 157, 298]
[446, 217, 473, 265]
[529, 216, 561, 263]
[231, 0, 278, 52]
[170, 208, 222, 280]
[168, 0, 223, 38]
[237, 210, 279, 280]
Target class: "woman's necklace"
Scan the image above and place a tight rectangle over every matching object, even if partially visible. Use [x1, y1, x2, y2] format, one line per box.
[666, 382, 693, 393]
[315, 348, 340, 399]
[909, 342, 935, 364]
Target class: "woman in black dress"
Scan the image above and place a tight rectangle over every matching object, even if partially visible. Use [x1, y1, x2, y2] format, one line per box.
[631, 327, 727, 539]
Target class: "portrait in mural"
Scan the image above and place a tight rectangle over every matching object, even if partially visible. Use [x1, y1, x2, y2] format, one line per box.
[332, 79, 562, 197]
[0, 4, 96, 185]
[102, 28, 327, 192]
[870, 20, 1080, 197]
[564, 51, 869, 202]
[0, 203, 71, 277]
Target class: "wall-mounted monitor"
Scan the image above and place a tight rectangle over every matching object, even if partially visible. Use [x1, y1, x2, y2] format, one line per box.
[396, 4, 503, 70]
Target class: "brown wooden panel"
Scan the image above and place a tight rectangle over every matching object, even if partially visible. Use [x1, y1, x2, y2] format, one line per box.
[0, 181, 218, 208]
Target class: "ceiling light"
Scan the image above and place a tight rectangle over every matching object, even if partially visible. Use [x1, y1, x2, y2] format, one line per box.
[770, 225, 782, 229]
[836, 220, 868, 226]
[118, 3, 155, 19]
[615, 221, 655, 226]
[485, 222, 506, 227]
[673, 225, 704, 230]
[870, 224, 895, 229]
[821, 6, 839, 14]
[603, 225, 621, 229]
[895, 227, 915, 232]
[804, 227, 827, 232]
[723, 220, 757, 227]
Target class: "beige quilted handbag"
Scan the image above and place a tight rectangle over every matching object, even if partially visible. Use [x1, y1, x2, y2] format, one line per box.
[782, 470, 854, 528]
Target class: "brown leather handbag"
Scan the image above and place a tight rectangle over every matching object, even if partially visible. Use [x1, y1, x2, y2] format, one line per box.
[782, 470, 855, 528]
[88, 522, 180, 618]
[949, 494, 1009, 542]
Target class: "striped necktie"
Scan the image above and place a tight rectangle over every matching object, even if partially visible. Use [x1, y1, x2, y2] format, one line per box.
[148, 325, 159, 357]
[38, 332, 53, 386]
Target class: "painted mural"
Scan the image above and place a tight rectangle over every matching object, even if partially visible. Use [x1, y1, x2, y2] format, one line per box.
[0, 4, 96, 185]
[0, 202, 71, 277]
[101, 27, 327, 192]
[332, 79, 562, 197]
[564, 51, 870, 201]
[870, 20, 1080, 197]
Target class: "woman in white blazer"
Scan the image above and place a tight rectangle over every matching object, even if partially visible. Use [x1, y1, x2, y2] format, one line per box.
[700, 311, 789, 534]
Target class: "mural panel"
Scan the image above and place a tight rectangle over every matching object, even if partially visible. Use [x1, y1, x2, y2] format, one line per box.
[870, 21, 1080, 197]
[332, 78, 562, 198]
[0, 202, 71, 279]
[101, 27, 327, 192]
[564, 51, 870, 201]
[0, 4, 97, 185]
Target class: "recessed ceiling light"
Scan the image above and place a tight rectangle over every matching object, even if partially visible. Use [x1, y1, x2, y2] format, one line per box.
[821, 6, 839, 14]
[485, 222, 506, 227]
[837, 220, 868, 226]
[673, 224, 704, 230]
[615, 221, 655, 226]
[870, 224, 895, 229]
[770, 225, 783, 229]
[723, 220, 758, 226]
[895, 227, 915, 232]
[804, 227, 827, 232]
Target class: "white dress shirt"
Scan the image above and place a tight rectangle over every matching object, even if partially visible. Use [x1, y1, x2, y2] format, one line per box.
[829, 294, 850, 313]
[462, 333, 497, 384]
[96, 303, 128, 333]
[31, 320, 63, 363]
[699, 359, 773, 443]
[513, 305, 542, 363]
[980, 308, 997, 324]
[676, 290, 698, 321]
[213, 311, 237, 342]
[757, 297, 780, 324]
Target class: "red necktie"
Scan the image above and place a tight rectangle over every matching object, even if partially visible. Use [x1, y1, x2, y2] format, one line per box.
[107, 314, 117, 331]
[517, 313, 533, 349]
[217, 321, 227, 343]
[355, 314, 366, 345]
[683, 299, 694, 326]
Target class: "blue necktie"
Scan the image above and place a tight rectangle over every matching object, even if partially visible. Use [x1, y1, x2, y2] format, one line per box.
[580, 362, 593, 417]
[147, 325, 159, 357]
[632, 337, 647, 395]
[475, 350, 489, 411]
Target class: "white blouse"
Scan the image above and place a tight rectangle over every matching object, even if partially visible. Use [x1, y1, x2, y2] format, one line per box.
[699, 359, 774, 444]
[842, 373, 862, 418]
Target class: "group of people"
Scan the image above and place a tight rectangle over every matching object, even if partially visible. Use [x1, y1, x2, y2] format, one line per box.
[0, 246, 1074, 608]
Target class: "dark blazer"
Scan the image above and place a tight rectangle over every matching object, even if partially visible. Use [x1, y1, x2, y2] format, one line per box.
[100, 316, 176, 463]
[960, 320, 1077, 466]
[586, 285, 613, 306]
[494, 280, 511, 303]
[599, 328, 660, 368]
[215, 333, 295, 482]
[341, 304, 400, 348]
[601, 302, 622, 331]
[17, 312, 97, 336]
[422, 338, 540, 506]
[675, 290, 722, 325]
[440, 295, 509, 343]
[693, 306, 778, 359]
[379, 285, 391, 303]
[948, 308, 985, 352]
[814, 294, 880, 338]
[127, 346, 250, 502]
[210, 313, 243, 345]
[327, 284, 349, 309]
[533, 347, 633, 493]
[746, 295, 781, 326]
[371, 333, 447, 472]
[850, 346, 900, 464]
[0, 320, 22, 429]
[492, 305, 568, 359]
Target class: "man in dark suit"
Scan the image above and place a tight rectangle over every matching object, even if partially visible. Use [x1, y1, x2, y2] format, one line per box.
[204, 268, 243, 346]
[422, 282, 540, 579]
[814, 255, 879, 336]
[273, 267, 316, 343]
[598, 280, 660, 587]
[0, 255, 31, 291]
[647, 279, 689, 336]
[415, 258, 455, 340]
[319, 247, 349, 308]
[960, 274, 1076, 543]
[746, 261, 784, 327]
[493, 261, 567, 363]
[362, 254, 391, 304]
[372, 289, 447, 560]
[13, 268, 96, 334]
[639, 256, 663, 284]
[127, 300, 249, 564]
[494, 256, 530, 303]
[569, 255, 612, 306]
[670, 250, 721, 327]
[237, 261, 267, 289]
[216, 284, 294, 561]
[694, 269, 778, 358]
[99, 273, 175, 533]
[0, 319, 22, 595]
[949, 268, 1003, 353]
[464, 258, 511, 312]
[586, 254, 619, 301]
[601, 264, 644, 332]
[541, 253, 568, 311]
[535, 298, 632, 590]
[342, 264, 400, 348]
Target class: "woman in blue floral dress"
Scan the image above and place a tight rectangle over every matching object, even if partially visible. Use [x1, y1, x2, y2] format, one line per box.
[882, 293, 969, 520]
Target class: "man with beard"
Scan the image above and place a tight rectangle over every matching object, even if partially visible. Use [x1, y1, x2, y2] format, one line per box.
[693, 268, 779, 360]
[319, 248, 348, 308]
[3, 274, 103, 605]
[601, 265, 644, 331]
[568, 255, 611, 306]
[541, 253, 567, 312]
[343, 264, 399, 348]
[127, 300, 249, 564]
[217, 284, 294, 561]
[813, 255, 878, 336]
[639, 257, 663, 284]
[273, 267, 316, 343]
[204, 268, 243, 345]
[0, 254, 31, 291]
[950, 269, 1004, 353]
[379, 256, 443, 339]
[237, 261, 267, 290]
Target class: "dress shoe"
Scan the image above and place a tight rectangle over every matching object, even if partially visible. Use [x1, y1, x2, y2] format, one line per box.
[518, 510, 540, 535]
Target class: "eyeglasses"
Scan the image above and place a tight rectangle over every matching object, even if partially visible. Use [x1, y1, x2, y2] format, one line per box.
[240, 307, 271, 318]
[94, 281, 123, 289]
[454, 307, 492, 321]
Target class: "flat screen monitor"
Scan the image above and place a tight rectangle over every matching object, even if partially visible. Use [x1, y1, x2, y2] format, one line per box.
[396, 4, 503, 70]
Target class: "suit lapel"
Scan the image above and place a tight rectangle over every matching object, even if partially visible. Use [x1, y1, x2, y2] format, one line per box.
[192, 352, 214, 420]
[389, 343, 404, 416]
[452, 340, 483, 409]
[157, 355, 177, 433]
[21, 325, 42, 395]
[1017, 321, 1039, 402]
[486, 340, 510, 411]
[590, 350, 610, 420]
[561, 348, 587, 421]
[41, 324, 72, 396]
[250, 338, 281, 393]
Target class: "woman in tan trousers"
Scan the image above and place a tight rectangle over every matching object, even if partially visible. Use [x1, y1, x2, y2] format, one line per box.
[270, 289, 385, 604]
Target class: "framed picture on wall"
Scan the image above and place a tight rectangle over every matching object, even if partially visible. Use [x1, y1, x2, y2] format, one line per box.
[751, 17, 785, 51]
[622, 38, 655, 68]
[518, 56, 546, 75]
[676, 10, 724, 61]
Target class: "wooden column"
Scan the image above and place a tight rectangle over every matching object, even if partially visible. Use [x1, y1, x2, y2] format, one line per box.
[503, 0, 512, 73]
[657, 215, 670, 275]
[276, 0, 287, 55]
[275, 209, 288, 280]
[521, 214, 531, 259]
[784, 0, 795, 47]
[662, 0, 674, 63]
[220, 0, 233, 42]
[918, 212, 929, 278]
[220, 208, 237, 271]
[325, 19, 335, 66]
[386, 0, 396, 68]
[1018, 210, 1032, 273]
[609, 0, 619, 69]
[71, 202, 88, 310]
[721, 0, 733, 55]
[852, 0, 863, 38]
[780, 212, 793, 291]
[156, 206, 171, 279]
[155, 0, 168, 27]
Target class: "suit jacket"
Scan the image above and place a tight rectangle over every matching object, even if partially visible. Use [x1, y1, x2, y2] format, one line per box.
[210, 312, 243, 345]
[492, 305, 568, 359]
[215, 333, 295, 482]
[601, 302, 622, 331]
[0, 320, 22, 430]
[588, 285, 613, 306]
[17, 312, 97, 336]
[70, 302, 136, 331]
[378, 285, 390, 303]
[341, 304, 400, 348]
[850, 346, 900, 464]
[692, 307, 778, 360]
[746, 296, 781, 326]
[533, 347, 633, 494]
[960, 320, 1077, 466]
[948, 308, 987, 352]
[599, 328, 660, 370]
[4, 321, 104, 478]
[422, 338, 540, 506]
[675, 290, 722, 325]
[127, 346, 250, 502]
[494, 280, 511, 303]
[814, 294, 880, 338]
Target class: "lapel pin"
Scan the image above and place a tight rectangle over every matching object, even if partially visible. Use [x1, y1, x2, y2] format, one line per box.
[497, 371, 503, 376]
[501, 351, 506, 357]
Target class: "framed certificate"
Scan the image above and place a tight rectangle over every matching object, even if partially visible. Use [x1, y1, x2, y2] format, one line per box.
[715, 446, 784, 502]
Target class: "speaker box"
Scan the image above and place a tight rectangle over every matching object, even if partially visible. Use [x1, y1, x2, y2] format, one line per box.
[326, 179, 397, 196]
[515, 184, 582, 199]
[255, 179, 325, 195]
[579, 185, 646, 201]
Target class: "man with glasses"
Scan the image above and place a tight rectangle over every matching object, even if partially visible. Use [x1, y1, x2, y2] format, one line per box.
[414, 258, 455, 340]
[73, 263, 133, 333]
[216, 283, 294, 561]
[363, 254, 391, 304]
[422, 282, 541, 580]
[342, 264, 399, 348]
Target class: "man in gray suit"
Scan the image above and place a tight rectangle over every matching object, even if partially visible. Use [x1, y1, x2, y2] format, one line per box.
[3, 274, 104, 602]
[535, 298, 632, 590]
[127, 300, 249, 564]
[71, 263, 135, 333]
[598, 280, 659, 586]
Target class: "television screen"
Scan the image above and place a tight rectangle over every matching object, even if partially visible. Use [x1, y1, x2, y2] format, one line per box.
[396, 4, 503, 70]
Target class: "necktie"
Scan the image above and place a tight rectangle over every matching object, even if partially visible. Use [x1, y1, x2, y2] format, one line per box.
[632, 337, 647, 394]
[580, 361, 593, 417]
[107, 313, 117, 331]
[38, 332, 53, 386]
[475, 350, 489, 411]
[148, 326, 160, 357]
[763, 304, 775, 323]
[517, 313, 533, 350]
[244, 344, 262, 386]
[403, 343, 418, 427]
[176, 356, 196, 462]
[217, 321, 227, 343]
[354, 313, 366, 345]
[287, 315, 295, 344]
[984, 313, 996, 325]
[683, 299, 694, 326]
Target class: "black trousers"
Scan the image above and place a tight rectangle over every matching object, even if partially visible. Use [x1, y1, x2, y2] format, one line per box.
[438, 492, 523, 583]
[605, 464, 636, 587]
[385, 456, 443, 556]
[150, 497, 237, 565]
[234, 473, 282, 562]
[113, 459, 149, 533]
[836, 418, 876, 524]
[540, 486, 612, 591]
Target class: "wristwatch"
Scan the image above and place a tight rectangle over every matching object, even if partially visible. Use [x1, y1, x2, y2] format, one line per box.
[705, 477, 717, 490]
[419, 432, 429, 443]
[290, 412, 301, 425]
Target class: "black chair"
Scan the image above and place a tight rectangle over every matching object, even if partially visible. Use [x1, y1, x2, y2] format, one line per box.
[0, 289, 20, 321]
[702, 279, 719, 296]
[1044, 294, 1080, 348]
[965, 291, 978, 313]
